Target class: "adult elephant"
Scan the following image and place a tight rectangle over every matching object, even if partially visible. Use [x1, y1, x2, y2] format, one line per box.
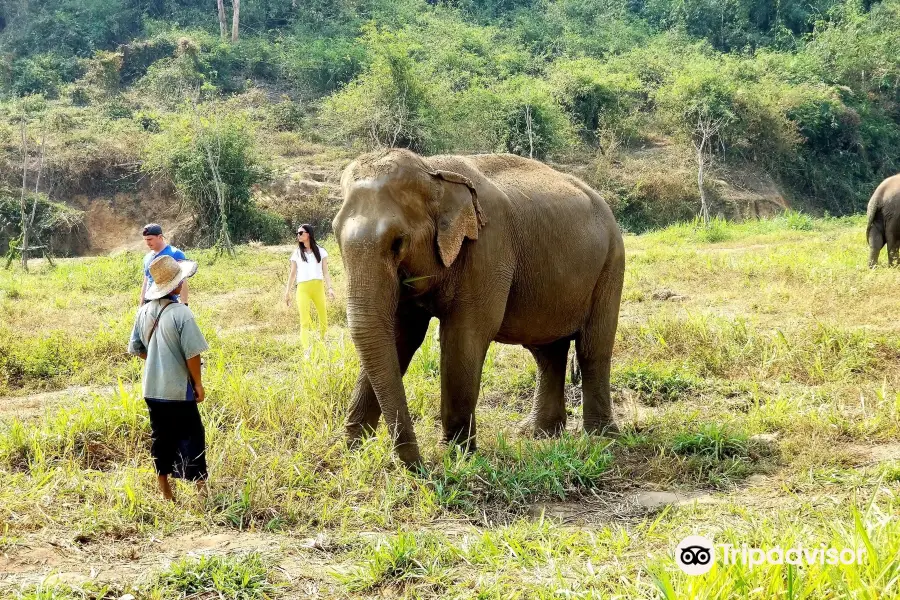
[866, 174, 900, 267]
[333, 149, 625, 467]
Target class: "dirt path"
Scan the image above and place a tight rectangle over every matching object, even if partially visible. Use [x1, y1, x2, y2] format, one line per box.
[0, 530, 347, 594]
[0, 386, 114, 421]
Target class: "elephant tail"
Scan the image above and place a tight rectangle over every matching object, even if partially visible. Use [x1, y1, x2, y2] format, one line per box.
[866, 201, 883, 246]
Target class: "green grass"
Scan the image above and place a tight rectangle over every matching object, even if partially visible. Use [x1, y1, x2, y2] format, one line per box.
[150, 553, 278, 599]
[2, 215, 900, 598]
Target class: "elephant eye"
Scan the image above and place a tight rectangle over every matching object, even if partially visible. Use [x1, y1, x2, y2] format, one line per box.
[391, 235, 407, 257]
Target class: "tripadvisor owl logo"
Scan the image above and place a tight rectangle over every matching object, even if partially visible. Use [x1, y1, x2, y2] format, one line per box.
[674, 535, 868, 575]
[675, 535, 715, 575]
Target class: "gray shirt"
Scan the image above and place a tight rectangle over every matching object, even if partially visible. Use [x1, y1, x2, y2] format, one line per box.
[128, 299, 209, 401]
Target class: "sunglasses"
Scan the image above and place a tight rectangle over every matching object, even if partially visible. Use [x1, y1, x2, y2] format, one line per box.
[296, 230, 306, 235]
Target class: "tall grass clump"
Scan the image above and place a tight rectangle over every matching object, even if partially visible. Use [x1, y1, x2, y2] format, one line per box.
[152, 553, 279, 599]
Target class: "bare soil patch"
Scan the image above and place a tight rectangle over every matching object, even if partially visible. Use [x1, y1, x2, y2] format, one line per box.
[0, 386, 112, 421]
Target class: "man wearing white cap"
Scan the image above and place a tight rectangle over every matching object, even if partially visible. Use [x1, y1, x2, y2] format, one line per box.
[128, 254, 208, 501]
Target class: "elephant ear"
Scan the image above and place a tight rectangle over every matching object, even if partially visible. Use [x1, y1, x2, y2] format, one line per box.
[429, 170, 486, 268]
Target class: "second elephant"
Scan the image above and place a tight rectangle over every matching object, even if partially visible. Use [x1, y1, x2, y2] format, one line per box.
[867, 174, 900, 267]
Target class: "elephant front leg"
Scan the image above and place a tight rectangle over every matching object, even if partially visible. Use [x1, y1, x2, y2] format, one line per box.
[345, 306, 432, 447]
[440, 327, 491, 452]
[520, 339, 570, 437]
[345, 372, 381, 445]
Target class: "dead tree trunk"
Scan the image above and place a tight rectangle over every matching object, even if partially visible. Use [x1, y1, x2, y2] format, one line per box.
[692, 113, 722, 227]
[524, 105, 534, 159]
[217, 0, 227, 40]
[696, 137, 710, 226]
[199, 125, 234, 255]
[26, 131, 47, 265]
[231, 0, 240, 43]
[18, 121, 29, 271]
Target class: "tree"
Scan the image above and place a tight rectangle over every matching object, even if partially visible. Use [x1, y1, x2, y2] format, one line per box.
[231, 0, 240, 42]
[141, 110, 271, 252]
[692, 112, 724, 226]
[217, 0, 227, 40]
[7, 118, 48, 271]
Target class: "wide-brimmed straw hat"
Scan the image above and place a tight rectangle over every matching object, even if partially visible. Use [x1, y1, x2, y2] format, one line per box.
[145, 255, 198, 300]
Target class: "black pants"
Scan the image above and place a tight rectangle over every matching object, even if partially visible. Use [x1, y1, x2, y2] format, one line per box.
[145, 399, 208, 481]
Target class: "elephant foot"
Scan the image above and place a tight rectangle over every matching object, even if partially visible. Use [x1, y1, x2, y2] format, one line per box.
[516, 415, 535, 436]
[584, 419, 621, 438]
[345, 422, 375, 449]
[518, 413, 566, 437]
[396, 441, 424, 470]
[535, 419, 566, 437]
[443, 434, 478, 456]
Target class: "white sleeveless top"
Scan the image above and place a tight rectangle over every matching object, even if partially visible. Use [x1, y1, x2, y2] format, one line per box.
[290, 247, 328, 283]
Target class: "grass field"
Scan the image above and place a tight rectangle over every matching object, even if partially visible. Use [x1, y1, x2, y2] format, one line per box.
[1, 213, 899, 599]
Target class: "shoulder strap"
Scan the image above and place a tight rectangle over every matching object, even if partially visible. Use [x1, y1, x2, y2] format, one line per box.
[147, 299, 176, 344]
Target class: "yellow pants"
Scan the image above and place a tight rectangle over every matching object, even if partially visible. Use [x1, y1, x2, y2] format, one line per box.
[296, 280, 327, 346]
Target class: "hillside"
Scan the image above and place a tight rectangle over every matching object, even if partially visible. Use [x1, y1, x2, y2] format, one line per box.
[0, 0, 898, 254]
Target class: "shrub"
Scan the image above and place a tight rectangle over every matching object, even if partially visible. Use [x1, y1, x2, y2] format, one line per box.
[267, 99, 305, 132]
[0, 189, 86, 258]
[495, 76, 577, 160]
[321, 29, 445, 153]
[119, 36, 178, 84]
[138, 38, 216, 108]
[141, 111, 273, 247]
[781, 85, 861, 154]
[548, 58, 644, 141]
[283, 35, 367, 97]
[9, 54, 79, 98]
[80, 50, 123, 97]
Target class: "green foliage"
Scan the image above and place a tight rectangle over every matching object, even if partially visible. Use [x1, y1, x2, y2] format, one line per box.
[671, 423, 750, 460]
[119, 36, 178, 84]
[9, 54, 80, 98]
[0, 0, 898, 224]
[153, 553, 278, 600]
[266, 99, 305, 132]
[321, 28, 443, 153]
[548, 58, 644, 140]
[0, 0, 145, 59]
[0, 189, 85, 257]
[138, 37, 216, 107]
[141, 111, 279, 246]
[496, 76, 576, 159]
[613, 362, 701, 404]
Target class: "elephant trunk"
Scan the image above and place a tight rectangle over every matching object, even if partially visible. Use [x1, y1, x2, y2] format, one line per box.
[345, 263, 422, 467]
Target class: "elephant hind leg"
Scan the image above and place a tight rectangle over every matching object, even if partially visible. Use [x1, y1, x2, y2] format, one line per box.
[520, 338, 570, 437]
[578, 263, 624, 436]
[869, 225, 885, 268]
[886, 230, 900, 267]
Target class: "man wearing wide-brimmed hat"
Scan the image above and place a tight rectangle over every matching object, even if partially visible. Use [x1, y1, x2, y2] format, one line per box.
[128, 254, 209, 501]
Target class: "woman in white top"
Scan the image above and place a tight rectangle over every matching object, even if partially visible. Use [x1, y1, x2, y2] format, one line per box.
[284, 224, 335, 346]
